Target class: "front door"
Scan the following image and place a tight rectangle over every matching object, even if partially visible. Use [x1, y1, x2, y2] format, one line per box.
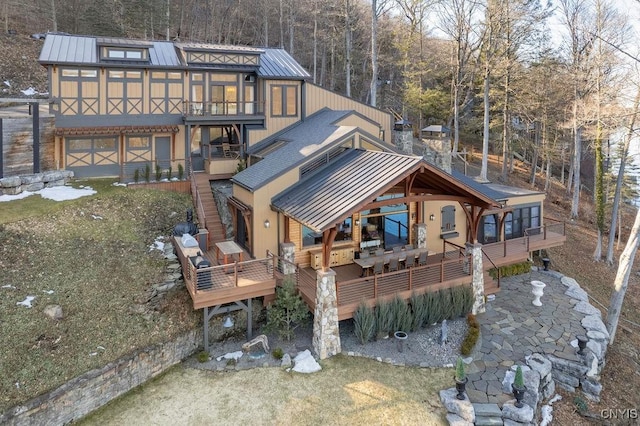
[155, 136, 171, 169]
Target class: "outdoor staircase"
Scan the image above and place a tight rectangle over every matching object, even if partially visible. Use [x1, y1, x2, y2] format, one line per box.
[192, 172, 226, 246]
[472, 403, 503, 425]
[484, 271, 500, 295]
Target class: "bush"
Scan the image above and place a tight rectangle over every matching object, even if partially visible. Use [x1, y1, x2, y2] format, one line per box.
[390, 295, 412, 332]
[460, 313, 481, 356]
[155, 164, 162, 181]
[272, 347, 284, 360]
[353, 301, 376, 344]
[455, 357, 466, 381]
[514, 365, 524, 388]
[133, 168, 140, 184]
[410, 292, 427, 331]
[178, 163, 184, 180]
[144, 163, 151, 183]
[375, 298, 393, 339]
[197, 351, 209, 363]
[424, 291, 441, 326]
[451, 285, 474, 318]
[438, 289, 454, 321]
[166, 166, 173, 180]
[489, 261, 531, 279]
[263, 278, 309, 341]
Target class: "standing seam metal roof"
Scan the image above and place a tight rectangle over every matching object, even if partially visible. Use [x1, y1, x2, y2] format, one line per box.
[232, 109, 355, 191]
[271, 150, 422, 231]
[39, 34, 310, 79]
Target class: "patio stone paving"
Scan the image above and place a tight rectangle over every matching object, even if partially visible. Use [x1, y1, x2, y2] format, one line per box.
[468, 268, 589, 404]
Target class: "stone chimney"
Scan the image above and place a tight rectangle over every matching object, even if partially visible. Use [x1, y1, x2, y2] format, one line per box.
[420, 125, 452, 173]
[393, 119, 414, 155]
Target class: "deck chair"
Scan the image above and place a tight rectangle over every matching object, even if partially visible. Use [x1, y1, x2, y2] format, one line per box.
[375, 248, 385, 256]
[387, 257, 400, 272]
[393, 246, 402, 253]
[222, 143, 239, 159]
[405, 254, 417, 268]
[417, 250, 428, 266]
[404, 244, 414, 251]
[373, 260, 384, 275]
[360, 251, 370, 258]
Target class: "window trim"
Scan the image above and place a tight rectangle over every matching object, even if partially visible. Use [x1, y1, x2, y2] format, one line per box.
[270, 84, 298, 117]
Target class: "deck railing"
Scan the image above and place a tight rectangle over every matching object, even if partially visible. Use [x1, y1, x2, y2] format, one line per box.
[183, 100, 265, 117]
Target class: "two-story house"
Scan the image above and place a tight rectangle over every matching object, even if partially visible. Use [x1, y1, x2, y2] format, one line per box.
[39, 34, 565, 358]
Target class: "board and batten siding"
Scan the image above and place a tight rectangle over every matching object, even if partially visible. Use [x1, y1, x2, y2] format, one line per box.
[304, 83, 393, 144]
[246, 79, 302, 147]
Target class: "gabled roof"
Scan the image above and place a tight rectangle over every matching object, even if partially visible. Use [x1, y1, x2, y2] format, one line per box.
[272, 150, 502, 232]
[38, 34, 310, 79]
[272, 150, 423, 231]
[232, 109, 357, 191]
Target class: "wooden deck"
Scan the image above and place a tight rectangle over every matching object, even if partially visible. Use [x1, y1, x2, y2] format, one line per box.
[298, 249, 473, 320]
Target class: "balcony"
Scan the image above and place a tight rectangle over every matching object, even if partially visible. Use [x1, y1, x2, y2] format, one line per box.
[183, 100, 265, 121]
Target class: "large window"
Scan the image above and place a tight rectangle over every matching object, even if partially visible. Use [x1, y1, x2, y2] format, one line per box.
[478, 214, 498, 244]
[302, 218, 353, 248]
[271, 85, 297, 117]
[360, 194, 408, 250]
[505, 204, 540, 239]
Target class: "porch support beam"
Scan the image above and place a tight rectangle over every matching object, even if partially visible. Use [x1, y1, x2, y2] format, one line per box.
[321, 227, 338, 270]
[312, 269, 341, 359]
[202, 300, 253, 353]
[466, 242, 486, 314]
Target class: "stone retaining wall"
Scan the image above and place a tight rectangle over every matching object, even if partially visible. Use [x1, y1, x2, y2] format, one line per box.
[0, 170, 74, 195]
[0, 329, 202, 426]
[0, 241, 202, 425]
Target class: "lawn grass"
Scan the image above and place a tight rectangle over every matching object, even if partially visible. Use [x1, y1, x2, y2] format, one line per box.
[0, 179, 200, 412]
[80, 356, 450, 425]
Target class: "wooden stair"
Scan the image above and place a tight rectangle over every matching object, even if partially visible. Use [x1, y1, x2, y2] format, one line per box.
[192, 172, 226, 246]
[484, 271, 500, 294]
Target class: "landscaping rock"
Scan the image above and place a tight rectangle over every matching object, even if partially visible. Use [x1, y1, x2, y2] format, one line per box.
[446, 413, 473, 426]
[43, 305, 63, 320]
[573, 301, 601, 317]
[281, 353, 292, 368]
[581, 315, 610, 339]
[564, 285, 588, 302]
[439, 388, 475, 423]
[502, 401, 534, 423]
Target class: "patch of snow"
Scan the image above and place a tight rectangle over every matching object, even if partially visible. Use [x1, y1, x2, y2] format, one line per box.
[216, 351, 244, 362]
[2, 284, 16, 289]
[149, 237, 165, 252]
[112, 182, 127, 187]
[540, 394, 562, 426]
[20, 87, 38, 96]
[292, 350, 322, 373]
[4, 80, 10, 87]
[0, 186, 97, 203]
[91, 214, 103, 220]
[17, 296, 36, 308]
[42, 290, 54, 294]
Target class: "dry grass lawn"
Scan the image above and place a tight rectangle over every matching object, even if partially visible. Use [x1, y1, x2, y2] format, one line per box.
[80, 355, 451, 425]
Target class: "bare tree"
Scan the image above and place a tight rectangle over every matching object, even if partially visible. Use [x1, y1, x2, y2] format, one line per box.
[369, 0, 391, 107]
[437, 0, 480, 155]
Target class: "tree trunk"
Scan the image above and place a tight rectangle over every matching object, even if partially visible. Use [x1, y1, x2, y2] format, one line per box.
[370, 0, 378, 107]
[345, 0, 352, 98]
[605, 204, 640, 345]
[480, 65, 490, 182]
[607, 88, 640, 264]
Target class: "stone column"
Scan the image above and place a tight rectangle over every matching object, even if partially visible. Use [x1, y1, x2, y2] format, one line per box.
[466, 242, 485, 314]
[413, 223, 427, 249]
[394, 130, 414, 155]
[312, 269, 341, 359]
[279, 242, 296, 275]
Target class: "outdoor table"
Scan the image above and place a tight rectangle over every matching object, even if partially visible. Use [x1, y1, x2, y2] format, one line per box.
[215, 240, 244, 272]
[353, 248, 433, 277]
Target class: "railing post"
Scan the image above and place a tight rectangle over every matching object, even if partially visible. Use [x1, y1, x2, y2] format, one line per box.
[374, 276, 378, 299]
[544, 225, 547, 240]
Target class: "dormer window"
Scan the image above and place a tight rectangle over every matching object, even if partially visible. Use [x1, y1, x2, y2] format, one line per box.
[102, 47, 147, 61]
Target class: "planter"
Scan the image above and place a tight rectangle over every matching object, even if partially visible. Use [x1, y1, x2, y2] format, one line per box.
[531, 280, 546, 306]
[394, 331, 408, 352]
[512, 384, 527, 408]
[455, 377, 468, 400]
[542, 258, 550, 271]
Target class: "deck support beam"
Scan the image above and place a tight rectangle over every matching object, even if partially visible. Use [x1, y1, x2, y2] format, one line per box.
[203, 299, 253, 353]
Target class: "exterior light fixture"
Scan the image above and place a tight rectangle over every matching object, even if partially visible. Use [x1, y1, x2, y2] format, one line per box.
[223, 307, 234, 328]
[355, 219, 360, 226]
[429, 214, 435, 221]
[264, 219, 270, 228]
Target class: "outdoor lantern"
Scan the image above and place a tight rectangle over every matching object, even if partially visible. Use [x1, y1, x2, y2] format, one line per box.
[223, 308, 234, 328]
[264, 219, 270, 228]
[429, 214, 435, 221]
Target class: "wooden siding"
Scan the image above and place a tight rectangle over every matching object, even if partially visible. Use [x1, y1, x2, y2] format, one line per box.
[304, 84, 393, 144]
[0, 117, 56, 176]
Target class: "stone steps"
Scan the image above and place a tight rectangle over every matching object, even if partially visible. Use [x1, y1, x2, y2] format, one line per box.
[472, 403, 503, 426]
